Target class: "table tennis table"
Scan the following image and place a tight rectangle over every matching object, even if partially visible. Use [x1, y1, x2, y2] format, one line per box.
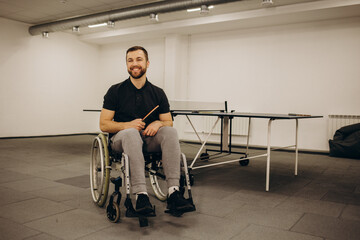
[171, 109, 322, 191]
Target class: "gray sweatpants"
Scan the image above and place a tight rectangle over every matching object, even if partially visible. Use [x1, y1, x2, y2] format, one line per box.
[111, 126, 181, 194]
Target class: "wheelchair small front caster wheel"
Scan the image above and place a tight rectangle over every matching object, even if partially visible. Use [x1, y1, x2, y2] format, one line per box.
[239, 156, 249, 166]
[106, 202, 120, 223]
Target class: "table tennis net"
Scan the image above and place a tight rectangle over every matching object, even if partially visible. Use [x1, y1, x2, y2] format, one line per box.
[169, 100, 227, 112]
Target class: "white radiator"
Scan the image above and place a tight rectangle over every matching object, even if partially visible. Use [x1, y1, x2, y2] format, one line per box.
[328, 114, 360, 139]
[185, 116, 249, 136]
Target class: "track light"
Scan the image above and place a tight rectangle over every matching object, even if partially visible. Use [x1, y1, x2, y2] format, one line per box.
[262, 0, 274, 7]
[200, 5, 209, 15]
[107, 21, 115, 28]
[72, 26, 80, 33]
[149, 13, 159, 22]
[88, 21, 114, 28]
[88, 23, 107, 28]
[187, 5, 214, 13]
[42, 31, 49, 38]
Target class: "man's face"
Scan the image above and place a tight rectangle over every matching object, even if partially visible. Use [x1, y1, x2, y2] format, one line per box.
[126, 50, 149, 79]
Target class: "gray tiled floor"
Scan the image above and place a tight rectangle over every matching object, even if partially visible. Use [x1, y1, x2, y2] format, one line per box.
[0, 135, 359, 240]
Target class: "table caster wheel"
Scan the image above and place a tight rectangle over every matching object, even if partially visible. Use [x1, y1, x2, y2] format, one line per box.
[200, 153, 209, 160]
[239, 156, 249, 166]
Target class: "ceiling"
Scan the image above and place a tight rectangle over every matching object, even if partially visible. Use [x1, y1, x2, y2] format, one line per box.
[0, 0, 321, 27]
[0, 0, 165, 25]
[1, 0, 360, 44]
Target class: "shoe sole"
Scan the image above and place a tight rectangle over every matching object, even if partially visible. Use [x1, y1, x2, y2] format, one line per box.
[167, 204, 195, 213]
[136, 206, 155, 215]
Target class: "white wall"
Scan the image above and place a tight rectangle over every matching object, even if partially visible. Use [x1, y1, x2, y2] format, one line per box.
[1, 15, 359, 152]
[0, 18, 100, 137]
[184, 17, 360, 151]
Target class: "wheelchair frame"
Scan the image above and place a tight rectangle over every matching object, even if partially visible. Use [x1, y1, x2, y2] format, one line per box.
[90, 133, 195, 226]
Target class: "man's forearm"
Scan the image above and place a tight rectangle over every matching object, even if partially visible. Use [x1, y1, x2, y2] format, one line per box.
[156, 120, 173, 127]
[100, 120, 127, 133]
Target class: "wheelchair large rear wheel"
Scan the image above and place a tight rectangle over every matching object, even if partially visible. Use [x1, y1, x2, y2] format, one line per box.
[149, 160, 167, 201]
[90, 133, 110, 207]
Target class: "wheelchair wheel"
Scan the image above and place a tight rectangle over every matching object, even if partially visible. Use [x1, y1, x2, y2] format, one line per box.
[106, 202, 120, 223]
[149, 160, 167, 201]
[90, 133, 110, 207]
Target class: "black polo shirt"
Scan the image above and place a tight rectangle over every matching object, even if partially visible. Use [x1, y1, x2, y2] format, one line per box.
[103, 78, 170, 127]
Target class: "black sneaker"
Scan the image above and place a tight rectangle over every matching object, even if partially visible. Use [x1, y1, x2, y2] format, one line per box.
[167, 190, 195, 213]
[135, 194, 154, 215]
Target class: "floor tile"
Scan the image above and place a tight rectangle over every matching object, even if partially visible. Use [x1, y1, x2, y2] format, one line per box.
[24, 233, 63, 240]
[0, 217, 40, 240]
[24, 209, 113, 240]
[6, 162, 54, 176]
[35, 168, 86, 181]
[222, 189, 289, 208]
[159, 212, 248, 240]
[0, 177, 64, 192]
[231, 224, 323, 240]
[225, 204, 304, 230]
[276, 196, 345, 217]
[55, 174, 90, 188]
[0, 186, 36, 205]
[195, 193, 246, 217]
[321, 190, 360, 206]
[0, 169, 33, 184]
[292, 184, 329, 200]
[77, 224, 195, 240]
[291, 213, 360, 240]
[340, 204, 360, 221]
[0, 197, 74, 224]
[30, 184, 89, 202]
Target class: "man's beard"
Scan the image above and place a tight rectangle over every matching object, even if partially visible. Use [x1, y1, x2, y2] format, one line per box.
[128, 66, 147, 79]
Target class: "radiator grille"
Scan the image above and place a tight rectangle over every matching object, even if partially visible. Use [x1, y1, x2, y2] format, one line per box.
[328, 114, 360, 139]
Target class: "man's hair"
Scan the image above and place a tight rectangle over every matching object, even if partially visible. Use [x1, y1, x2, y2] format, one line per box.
[126, 46, 149, 61]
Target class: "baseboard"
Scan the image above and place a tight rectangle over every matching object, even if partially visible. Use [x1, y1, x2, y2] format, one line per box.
[0, 132, 100, 139]
[180, 140, 329, 155]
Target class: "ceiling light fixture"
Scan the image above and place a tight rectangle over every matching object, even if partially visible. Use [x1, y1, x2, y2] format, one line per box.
[187, 5, 214, 13]
[42, 31, 49, 38]
[200, 5, 210, 15]
[107, 21, 115, 28]
[72, 26, 80, 32]
[262, 0, 274, 7]
[149, 13, 159, 22]
[88, 23, 107, 28]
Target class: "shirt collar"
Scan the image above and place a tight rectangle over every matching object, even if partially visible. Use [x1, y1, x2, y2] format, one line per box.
[127, 77, 148, 90]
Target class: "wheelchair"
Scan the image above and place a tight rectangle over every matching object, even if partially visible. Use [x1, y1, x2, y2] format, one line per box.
[90, 133, 195, 227]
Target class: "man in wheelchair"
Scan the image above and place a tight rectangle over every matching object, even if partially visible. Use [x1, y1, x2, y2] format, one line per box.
[99, 46, 195, 217]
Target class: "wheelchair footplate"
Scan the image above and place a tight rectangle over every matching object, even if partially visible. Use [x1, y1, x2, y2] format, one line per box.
[106, 177, 156, 227]
[125, 197, 156, 227]
[164, 195, 196, 217]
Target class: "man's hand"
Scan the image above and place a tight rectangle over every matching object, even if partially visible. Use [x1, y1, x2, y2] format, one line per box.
[126, 118, 145, 131]
[143, 121, 162, 136]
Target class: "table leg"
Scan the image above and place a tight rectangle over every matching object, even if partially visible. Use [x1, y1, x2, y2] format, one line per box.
[246, 118, 251, 156]
[295, 119, 299, 176]
[266, 119, 274, 191]
[189, 117, 221, 169]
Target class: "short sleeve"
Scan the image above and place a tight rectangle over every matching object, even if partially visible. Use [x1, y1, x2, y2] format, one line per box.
[102, 85, 117, 111]
[158, 89, 170, 114]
